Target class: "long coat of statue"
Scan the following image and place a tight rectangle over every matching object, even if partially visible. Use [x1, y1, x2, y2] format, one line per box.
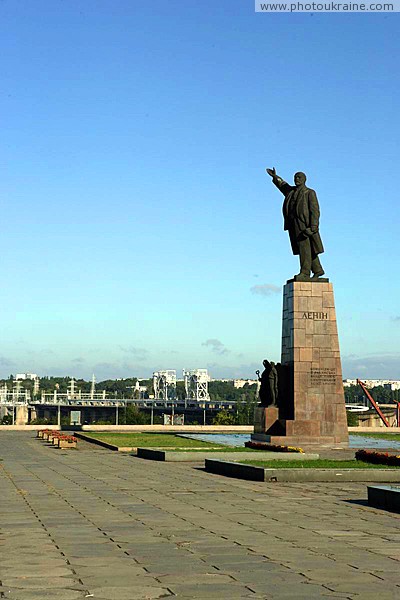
[274, 178, 324, 257]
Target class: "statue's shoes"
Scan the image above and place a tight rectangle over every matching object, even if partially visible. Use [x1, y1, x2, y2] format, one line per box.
[294, 272, 310, 281]
[311, 270, 325, 278]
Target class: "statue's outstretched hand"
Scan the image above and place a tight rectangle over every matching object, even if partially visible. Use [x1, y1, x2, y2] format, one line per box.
[266, 167, 276, 178]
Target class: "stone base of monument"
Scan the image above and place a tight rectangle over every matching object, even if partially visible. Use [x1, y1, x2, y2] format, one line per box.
[253, 406, 285, 436]
[251, 280, 349, 448]
[252, 407, 343, 446]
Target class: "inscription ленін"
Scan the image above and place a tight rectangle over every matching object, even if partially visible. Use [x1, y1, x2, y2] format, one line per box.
[302, 312, 328, 320]
[310, 368, 336, 385]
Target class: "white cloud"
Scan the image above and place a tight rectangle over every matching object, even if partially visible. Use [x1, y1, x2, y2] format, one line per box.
[71, 357, 85, 365]
[250, 283, 281, 297]
[342, 353, 400, 380]
[206, 362, 261, 379]
[119, 346, 149, 361]
[0, 356, 15, 368]
[202, 339, 230, 356]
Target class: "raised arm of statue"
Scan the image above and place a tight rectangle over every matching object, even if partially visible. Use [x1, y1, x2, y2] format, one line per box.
[266, 167, 292, 196]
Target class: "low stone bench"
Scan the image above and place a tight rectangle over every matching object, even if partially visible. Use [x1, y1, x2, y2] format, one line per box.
[137, 448, 319, 462]
[205, 459, 400, 482]
[368, 485, 400, 512]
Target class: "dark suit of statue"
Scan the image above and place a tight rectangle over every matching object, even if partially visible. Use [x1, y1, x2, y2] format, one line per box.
[268, 170, 325, 279]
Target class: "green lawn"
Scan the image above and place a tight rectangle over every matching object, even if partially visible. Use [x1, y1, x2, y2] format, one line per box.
[81, 433, 306, 452]
[240, 459, 400, 469]
[352, 432, 400, 441]
[82, 432, 229, 449]
[82, 431, 400, 454]
[157, 446, 260, 452]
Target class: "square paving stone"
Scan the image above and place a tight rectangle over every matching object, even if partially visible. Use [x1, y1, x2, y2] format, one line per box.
[0, 577, 82, 590]
[1, 566, 74, 578]
[67, 556, 135, 567]
[0, 588, 84, 600]
[165, 582, 254, 597]
[87, 586, 173, 599]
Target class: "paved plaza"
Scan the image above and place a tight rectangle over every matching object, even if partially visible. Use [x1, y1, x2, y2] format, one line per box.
[1, 432, 400, 599]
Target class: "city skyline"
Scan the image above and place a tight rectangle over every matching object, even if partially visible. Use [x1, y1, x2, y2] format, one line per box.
[1, 1, 399, 381]
[5, 372, 400, 388]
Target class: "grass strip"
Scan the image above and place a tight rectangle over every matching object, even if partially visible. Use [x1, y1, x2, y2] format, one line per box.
[81, 433, 282, 452]
[81, 432, 228, 448]
[238, 459, 400, 469]
[159, 446, 260, 452]
[352, 432, 400, 441]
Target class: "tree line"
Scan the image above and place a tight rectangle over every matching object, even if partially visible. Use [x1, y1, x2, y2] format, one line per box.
[344, 384, 400, 405]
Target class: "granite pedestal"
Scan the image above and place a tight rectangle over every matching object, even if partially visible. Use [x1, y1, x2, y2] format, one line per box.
[252, 280, 349, 447]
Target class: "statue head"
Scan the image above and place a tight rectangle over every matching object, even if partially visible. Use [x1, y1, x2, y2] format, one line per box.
[294, 172, 307, 187]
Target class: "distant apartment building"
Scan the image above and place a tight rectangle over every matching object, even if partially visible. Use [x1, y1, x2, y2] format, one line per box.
[233, 379, 257, 389]
[15, 373, 39, 381]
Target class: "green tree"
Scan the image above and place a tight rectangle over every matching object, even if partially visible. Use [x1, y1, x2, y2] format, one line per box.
[212, 410, 235, 425]
[124, 405, 150, 425]
[176, 381, 186, 401]
[235, 395, 257, 425]
[97, 378, 138, 397]
[347, 411, 359, 427]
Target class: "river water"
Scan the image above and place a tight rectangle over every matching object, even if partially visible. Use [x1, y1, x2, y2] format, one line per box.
[181, 433, 400, 450]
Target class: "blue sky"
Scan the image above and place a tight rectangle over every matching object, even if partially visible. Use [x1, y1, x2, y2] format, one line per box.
[0, 0, 399, 380]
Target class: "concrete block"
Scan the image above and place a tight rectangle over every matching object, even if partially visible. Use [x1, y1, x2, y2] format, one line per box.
[368, 486, 400, 513]
[205, 461, 400, 483]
